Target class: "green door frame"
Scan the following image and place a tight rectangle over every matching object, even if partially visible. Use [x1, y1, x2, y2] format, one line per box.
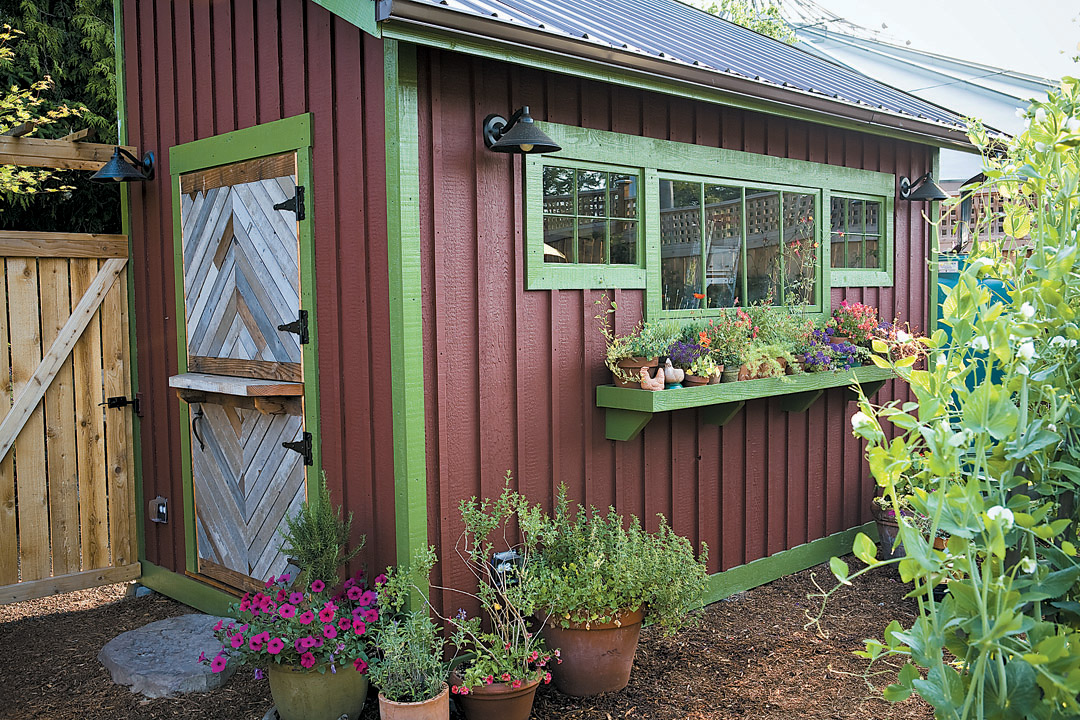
[167, 113, 322, 583]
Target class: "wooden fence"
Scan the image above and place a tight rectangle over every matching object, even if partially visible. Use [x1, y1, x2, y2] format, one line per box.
[0, 231, 139, 603]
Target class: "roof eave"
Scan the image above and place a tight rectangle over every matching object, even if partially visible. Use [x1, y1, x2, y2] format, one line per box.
[384, 1, 978, 151]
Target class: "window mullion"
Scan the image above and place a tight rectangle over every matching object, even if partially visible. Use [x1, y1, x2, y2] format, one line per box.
[778, 190, 785, 306]
[699, 183, 706, 308]
[740, 188, 747, 306]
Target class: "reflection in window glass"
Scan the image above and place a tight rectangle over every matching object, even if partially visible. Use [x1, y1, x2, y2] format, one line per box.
[783, 192, 817, 306]
[704, 185, 742, 308]
[746, 188, 780, 305]
[830, 196, 883, 270]
[660, 180, 702, 310]
[542, 166, 640, 265]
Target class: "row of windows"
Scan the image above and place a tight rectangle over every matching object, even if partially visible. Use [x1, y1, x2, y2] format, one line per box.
[526, 125, 896, 317]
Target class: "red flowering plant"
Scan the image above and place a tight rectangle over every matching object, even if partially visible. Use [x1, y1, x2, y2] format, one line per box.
[202, 571, 382, 676]
[827, 300, 879, 346]
[702, 307, 756, 367]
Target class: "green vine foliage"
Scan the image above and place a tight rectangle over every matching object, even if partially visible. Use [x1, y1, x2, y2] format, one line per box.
[277, 474, 363, 588]
[816, 76, 1080, 719]
[531, 485, 709, 634]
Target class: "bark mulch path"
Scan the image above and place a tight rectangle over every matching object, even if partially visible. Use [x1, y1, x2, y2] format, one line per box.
[0, 558, 931, 720]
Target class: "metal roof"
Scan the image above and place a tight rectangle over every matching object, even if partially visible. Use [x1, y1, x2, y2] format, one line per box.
[397, 0, 968, 130]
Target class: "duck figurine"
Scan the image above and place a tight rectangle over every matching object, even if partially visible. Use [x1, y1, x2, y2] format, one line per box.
[639, 365, 665, 391]
[663, 359, 684, 388]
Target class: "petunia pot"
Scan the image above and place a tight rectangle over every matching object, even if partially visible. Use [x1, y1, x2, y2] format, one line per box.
[267, 662, 369, 720]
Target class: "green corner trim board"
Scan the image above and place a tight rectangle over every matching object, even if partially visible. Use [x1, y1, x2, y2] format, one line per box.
[139, 561, 236, 616]
[312, 0, 381, 37]
[703, 522, 878, 606]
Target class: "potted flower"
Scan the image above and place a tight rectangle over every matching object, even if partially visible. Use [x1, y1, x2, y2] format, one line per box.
[529, 486, 708, 697]
[205, 571, 380, 720]
[667, 340, 709, 385]
[701, 309, 754, 381]
[596, 295, 677, 387]
[369, 563, 451, 720]
[441, 476, 554, 720]
[687, 353, 721, 385]
[828, 300, 879, 346]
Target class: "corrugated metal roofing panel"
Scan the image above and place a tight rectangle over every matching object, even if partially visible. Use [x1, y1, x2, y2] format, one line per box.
[402, 0, 966, 128]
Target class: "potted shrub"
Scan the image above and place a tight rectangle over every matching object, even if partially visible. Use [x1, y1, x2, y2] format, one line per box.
[739, 343, 791, 380]
[369, 564, 451, 720]
[205, 570, 380, 720]
[278, 474, 363, 588]
[529, 487, 708, 696]
[595, 295, 677, 387]
[827, 300, 879, 346]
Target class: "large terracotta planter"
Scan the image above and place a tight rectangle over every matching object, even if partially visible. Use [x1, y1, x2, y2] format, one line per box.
[450, 673, 540, 720]
[613, 357, 658, 388]
[539, 607, 644, 696]
[378, 682, 449, 720]
[267, 662, 369, 720]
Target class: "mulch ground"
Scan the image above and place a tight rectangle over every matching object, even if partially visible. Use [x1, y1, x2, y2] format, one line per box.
[0, 558, 931, 720]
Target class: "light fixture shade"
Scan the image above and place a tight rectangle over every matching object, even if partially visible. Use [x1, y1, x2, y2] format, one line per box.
[900, 172, 948, 201]
[483, 106, 561, 154]
[90, 148, 155, 183]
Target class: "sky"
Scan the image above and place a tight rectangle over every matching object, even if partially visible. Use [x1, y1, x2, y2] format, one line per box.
[810, 0, 1079, 80]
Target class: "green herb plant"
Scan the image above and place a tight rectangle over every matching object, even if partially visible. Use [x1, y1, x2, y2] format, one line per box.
[812, 76, 1080, 719]
[278, 474, 363, 588]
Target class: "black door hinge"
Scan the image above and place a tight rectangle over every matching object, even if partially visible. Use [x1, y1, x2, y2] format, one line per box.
[101, 393, 143, 417]
[282, 432, 313, 466]
[277, 309, 309, 344]
[273, 185, 305, 220]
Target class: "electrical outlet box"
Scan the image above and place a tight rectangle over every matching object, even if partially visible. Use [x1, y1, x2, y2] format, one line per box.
[150, 496, 168, 523]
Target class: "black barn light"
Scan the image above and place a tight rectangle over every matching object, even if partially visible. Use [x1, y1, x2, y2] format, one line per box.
[899, 172, 948, 201]
[482, 106, 561, 154]
[90, 147, 155, 183]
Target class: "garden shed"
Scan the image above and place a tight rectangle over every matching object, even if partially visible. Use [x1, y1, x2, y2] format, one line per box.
[116, 0, 974, 612]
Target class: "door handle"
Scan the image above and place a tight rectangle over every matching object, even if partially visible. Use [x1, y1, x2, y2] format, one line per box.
[191, 406, 206, 451]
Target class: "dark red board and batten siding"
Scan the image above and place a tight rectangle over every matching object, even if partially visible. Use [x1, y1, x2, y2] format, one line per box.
[122, 0, 929, 604]
[414, 47, 929, 607]
[122, 0, 396, 578]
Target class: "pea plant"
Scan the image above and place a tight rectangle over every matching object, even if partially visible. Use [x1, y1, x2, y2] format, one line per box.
[813, 76, 1080, 719]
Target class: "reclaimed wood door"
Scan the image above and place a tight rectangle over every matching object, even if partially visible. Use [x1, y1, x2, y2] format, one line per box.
[179, 153, 308, 590]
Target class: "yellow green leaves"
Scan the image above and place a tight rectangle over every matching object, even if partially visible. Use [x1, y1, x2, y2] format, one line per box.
[1003, 204, 1032, 239]
[962, 383, 1019, 441]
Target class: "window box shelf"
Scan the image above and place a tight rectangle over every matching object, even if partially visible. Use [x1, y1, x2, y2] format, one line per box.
[595, 365, 895, 441]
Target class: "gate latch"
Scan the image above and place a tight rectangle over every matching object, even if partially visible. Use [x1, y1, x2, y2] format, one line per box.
[101, 394, 143, 417]
[277, 309, 309, 345]
[273, 185, 305, 220]
[282, 432, 313, 466]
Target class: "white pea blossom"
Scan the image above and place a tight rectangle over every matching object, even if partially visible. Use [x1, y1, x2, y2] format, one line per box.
[972, 335, 990, 352]
[1019, 302, 1036, 319]
[1015, 107, 1027, 119]
[1017, 364, 1030, 376]
[1018, 341, 1037, 362]
[936, 353, 947, 368]
[1049, 423, 1058, 432]
[851, 411, 875, 433]
[1067, 116, 1080, 133]
[1020, 557, 1037, 574]
[1035, 141, 1048, 153]
[987, 505, 1015, 530]
[1035, 107, 1048, 124]
[1049, 335, 1078, 348]
[896, 330, 911, 342]
[969, 257, 994, 270]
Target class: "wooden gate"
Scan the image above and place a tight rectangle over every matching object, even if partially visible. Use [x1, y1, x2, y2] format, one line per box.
[0, 231, 139, 603]
[171, 152, 308, 592]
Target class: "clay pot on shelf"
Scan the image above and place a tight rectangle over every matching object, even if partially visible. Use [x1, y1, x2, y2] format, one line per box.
[683, 374, 710, 387]
[378, 683, 449, 720]
[449, 673, 540, 720]
[539, 607, 644, 697]
[612, 357, 658, 388]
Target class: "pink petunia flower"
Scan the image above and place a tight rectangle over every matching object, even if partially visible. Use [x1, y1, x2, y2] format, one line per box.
[213, 620, 224, 632]
[323, 624, 338, 639]
[544, 672, 552, 684]
[294, 637, 306, 653]
[346, 586, 362, 601]
[310, 580, 325, 593]
[451, 685, 459, 695]
[210, 655, 228, 673]
[298, 611, 315, 625]
[352, 619, 367, 635]
[300, 652, 316, 669]
[319, 606, 336, 623]
[361, 608, 378, 623]
[276, 589, 287, 602]
[458, 687, 469, 695]
[511, 679, 522, 689]
[289, 592, 304, 605]
[279, 573, 291, 584]
[230, 632, 245, 649]
[248, 637, 263, 652]
[343, 578, 355, 589]
[265, 576, 276, 588]
[267, 637, 285, 655]
[279, 604, 296, 619]
[300, 636, 316, 649]
[359, 590, 378, 606]
[353, 658, 368, 673]
[501, 673, 511, 682]
[485, 675, 493, 685]
[338, 617, 352, 631]
[373, 574, 388, 586]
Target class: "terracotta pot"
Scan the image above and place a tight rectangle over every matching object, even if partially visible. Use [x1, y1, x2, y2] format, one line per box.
[449, 673, 540, 720]
[737, 363, 754, 381]
[267, 662, 369, 720]
[683, 374, 709, 386]
[539, 607, 644, 697]
[612, 357, 658, 388]
[378, 682, 449, 720]
[830, 335, 851, 345]
[708, 365, 724, 384]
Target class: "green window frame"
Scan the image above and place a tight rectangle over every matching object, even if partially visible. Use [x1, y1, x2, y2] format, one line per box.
[524, 123, 895, 310]
[828, 192, 894, 287]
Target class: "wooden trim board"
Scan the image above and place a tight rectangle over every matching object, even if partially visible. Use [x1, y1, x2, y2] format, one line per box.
[188, 356, 302, 382]
[0, 563, 141, 604]
[0, 136, 137, 171]
[168, 372, 303, 397]
[0, 231, 128, 258]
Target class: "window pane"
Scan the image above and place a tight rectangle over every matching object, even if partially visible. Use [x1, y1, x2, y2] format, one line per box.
[845, 237, 864, 268]
[577, 170, 606, 216]
[609, 175, 637, 219]
[543, 167, 574, 215]
[865, 236, 880, 270]
[848, 199, 865, 234]
[577, 217, 606, 263]
[543, 215, 573, 263]
[865, 200, 881, 236]
[783, 192, 817, 306]
[830, 196, 845, 234]
[704, 185, 742, 308]
[660, 179, 702, 310]
[611, 220, 637, 264]
[746, 188, 780, 304]
[831, 234, 845, 268]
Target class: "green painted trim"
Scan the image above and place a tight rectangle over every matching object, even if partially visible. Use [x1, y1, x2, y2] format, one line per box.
[928, 150, 942, 334]
[382, 23, 970, 152]
[829, 191, 895, 288]
[385, 41, 431, 589]
[169, 114, 313, 175]
[311, 0, 380, 37]
[140, 560, 236, 616]
[702, 521, 878, 605]
[597, 366, 895, 441]
[168, 114, 320, 577]
[526, 124, 893, 315]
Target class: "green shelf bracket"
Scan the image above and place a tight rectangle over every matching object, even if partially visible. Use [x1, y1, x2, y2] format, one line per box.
[605, 408, 654, 441]
[846, 379, 887, 402]
[779, 389, 825, 413]
[701, 401, 745, 427]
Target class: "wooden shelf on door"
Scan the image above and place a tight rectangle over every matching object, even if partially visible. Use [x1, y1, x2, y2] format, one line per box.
[169, 372, 304, 397]
[595, 365, 895, 441]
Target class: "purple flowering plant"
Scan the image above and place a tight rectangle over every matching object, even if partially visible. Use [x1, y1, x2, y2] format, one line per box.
[202, 571, 384, 675]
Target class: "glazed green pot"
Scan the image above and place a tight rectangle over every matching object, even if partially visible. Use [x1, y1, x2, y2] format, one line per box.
[267, 662, 369, 720]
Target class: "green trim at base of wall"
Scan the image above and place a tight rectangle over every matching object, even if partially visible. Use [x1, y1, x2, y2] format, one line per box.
[139, 561, 237, 616]
[702, 522, 878, 606]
